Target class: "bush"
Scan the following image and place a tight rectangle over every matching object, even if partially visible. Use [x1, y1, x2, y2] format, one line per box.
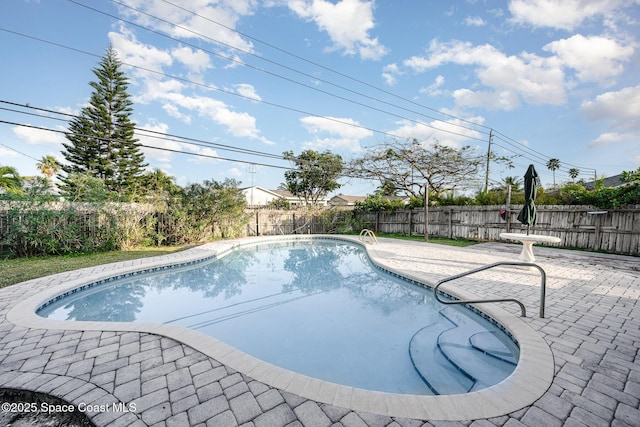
[1, 203, 118, 257]
[355, 194, 406, 212]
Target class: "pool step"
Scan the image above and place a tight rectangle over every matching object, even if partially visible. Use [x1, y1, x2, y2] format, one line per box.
[409, 322, 474, 395]
[409, 307, 518, 395]
[469, 331, 518, 365]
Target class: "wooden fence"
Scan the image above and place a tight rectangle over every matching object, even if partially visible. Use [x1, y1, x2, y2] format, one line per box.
[247, 205, 640, 256]
[245, 208, 353, 236]
[356, 205, 639, 255]
[2, 204, 638, 256]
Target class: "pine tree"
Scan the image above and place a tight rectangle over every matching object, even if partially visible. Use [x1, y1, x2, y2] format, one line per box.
[61, 46, 147, 199]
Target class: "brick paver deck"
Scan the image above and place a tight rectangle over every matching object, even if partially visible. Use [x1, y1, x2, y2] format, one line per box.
[1, 237, 638, 426]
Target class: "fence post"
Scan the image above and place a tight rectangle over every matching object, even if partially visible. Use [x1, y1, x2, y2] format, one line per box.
[506, 185, 512, 233]
[255, 210, 259, 236]
[409, 209, 413, 236]
[292, 213, 296, 234]
[424, 189, 429, 241]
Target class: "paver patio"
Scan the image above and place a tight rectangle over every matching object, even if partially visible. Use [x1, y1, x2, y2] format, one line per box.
[1, 237, 638, 426]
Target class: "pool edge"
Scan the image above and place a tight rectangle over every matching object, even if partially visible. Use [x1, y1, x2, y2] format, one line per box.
[6, 235, 554, 421]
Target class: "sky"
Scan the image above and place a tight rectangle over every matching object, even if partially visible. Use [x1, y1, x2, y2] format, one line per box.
[1, 0, 639, 197]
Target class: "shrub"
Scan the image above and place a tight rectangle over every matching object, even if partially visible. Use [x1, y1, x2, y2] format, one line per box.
[355, 194, 406, 212]
[1, 203, 118, 257]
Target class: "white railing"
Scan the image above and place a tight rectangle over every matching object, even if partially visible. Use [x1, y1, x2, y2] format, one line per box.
[359, 229, 378, 244]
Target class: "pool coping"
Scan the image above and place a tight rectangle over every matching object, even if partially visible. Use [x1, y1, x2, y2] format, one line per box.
[6, 235, 554, 421]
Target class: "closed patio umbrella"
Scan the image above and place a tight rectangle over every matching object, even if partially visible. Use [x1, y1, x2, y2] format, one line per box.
[517, 164, 540, 235]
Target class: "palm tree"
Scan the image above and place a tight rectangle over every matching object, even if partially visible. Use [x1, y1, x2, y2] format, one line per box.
[36, 155, 60, 179]
[568, 168, 580, 182]
[0, 165, 23, 195]
[546, 158, 561, 188]
[502, 176, 523, 192]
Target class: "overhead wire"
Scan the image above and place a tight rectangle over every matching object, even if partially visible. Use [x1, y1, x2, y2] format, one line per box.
[0, 100, 285, 161]
[0, 26, 586, 173]
[1, 1, 600, 180]
[69, 0, 488, 142]
[153, 0, 494, 133]
[136, 0, 598, 174]
[0, 27, 411, 143]
[0, 118, 293, 170]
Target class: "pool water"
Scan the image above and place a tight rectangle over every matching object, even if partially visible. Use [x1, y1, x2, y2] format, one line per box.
[38, 239, 519, 395]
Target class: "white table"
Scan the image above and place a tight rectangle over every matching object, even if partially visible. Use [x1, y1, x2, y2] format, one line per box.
[499, 232, 561, 262]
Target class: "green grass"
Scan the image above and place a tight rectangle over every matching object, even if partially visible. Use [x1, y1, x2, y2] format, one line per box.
[0, 234, 477, 289]
[372, 233, 478, 246]
[0, 246, 192, 289]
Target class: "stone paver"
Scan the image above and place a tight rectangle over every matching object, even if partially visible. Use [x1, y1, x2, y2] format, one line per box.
[0, 237, 639, 426]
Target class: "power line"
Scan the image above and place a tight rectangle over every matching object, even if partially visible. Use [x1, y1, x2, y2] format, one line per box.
[0, 27, 409, 143]
[153, 0, 494, 133]
[127, 0, 599, 176]
[0, 100, 285, 161]
[104, 0, 486, 140]
[1, 3, 602, 181]
[68, 0, 489, 142]
[0, 119, 292, 170]
[0, 25, 597, 175]
[0, 141, 40, 162]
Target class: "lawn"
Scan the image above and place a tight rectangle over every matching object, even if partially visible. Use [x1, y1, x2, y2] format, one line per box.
[371, 233, 478, 246]
[0, 246, 192, 289]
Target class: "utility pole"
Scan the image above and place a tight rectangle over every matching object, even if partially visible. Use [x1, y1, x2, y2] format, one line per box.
[484, 129, 493, 194]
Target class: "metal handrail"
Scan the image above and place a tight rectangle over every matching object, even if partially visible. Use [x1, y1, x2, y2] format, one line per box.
[433, 261, 547, 318]
[359, 229, 378, 244]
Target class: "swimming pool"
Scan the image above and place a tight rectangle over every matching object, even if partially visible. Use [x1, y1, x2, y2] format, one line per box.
[38, 238, 518, 395]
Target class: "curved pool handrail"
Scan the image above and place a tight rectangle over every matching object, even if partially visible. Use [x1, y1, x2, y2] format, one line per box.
[433, 261, 547, 318]
[359, 229, 378, 244]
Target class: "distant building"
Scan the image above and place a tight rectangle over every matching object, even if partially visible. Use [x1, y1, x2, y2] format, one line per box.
[583, 174, 626, 190]
[328, 195, 367, 206]
[241, 186, 327, 207]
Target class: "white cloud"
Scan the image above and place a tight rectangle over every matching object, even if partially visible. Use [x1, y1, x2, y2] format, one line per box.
[508, 0, 630, 30]
[382, 63, 400, 85]
[0, 147, 19, 159]
[171, 45, 212, 74]
[300, 116, 372, 151]
[136, 122, 181, 166]
[464, 16, 486, 26]
[184, 144, 220, 164]
[389, 115, 485, 149]
[453, 89, 522, 110]
[109, 27, 173, 78]
[12, 125, 66, 146]
[288, 0, 388, 60]
[156, 90, 272, 144]
[401, 40, 566, 110]
[235, 83, 262, 101]
[581, 85, 640, 146]
[162, 104, 192, 124]
[228, 167, 243, 177]
[108, 28, 272, 145]
[419, 75, 446, 96]
[587, 131, 634, 147]
[543, 34, 634, 85]
[116, 0, 257, 54]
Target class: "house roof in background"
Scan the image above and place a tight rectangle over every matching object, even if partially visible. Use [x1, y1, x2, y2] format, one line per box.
[583, 174, 626, 189]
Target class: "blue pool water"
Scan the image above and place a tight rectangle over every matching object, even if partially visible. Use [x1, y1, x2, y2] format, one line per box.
[38, 239, 519, 395]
